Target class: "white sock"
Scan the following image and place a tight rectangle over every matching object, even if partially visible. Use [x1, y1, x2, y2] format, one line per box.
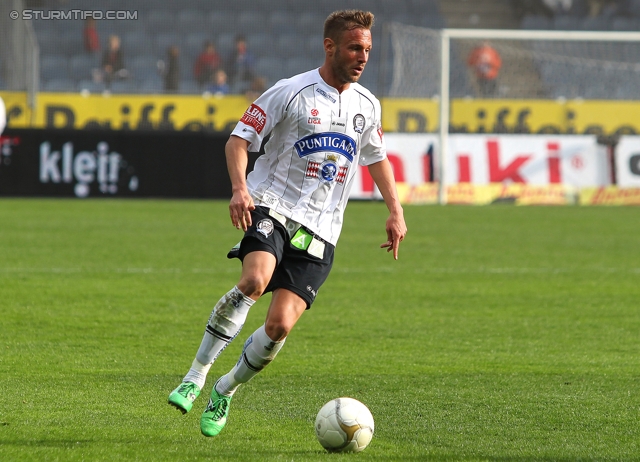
[183, 286, 254, 389]
[216, 324, 285, 397]
[182, 359, 208, 389]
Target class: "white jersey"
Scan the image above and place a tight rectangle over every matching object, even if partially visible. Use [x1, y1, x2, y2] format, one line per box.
[231, 68, 386, 245]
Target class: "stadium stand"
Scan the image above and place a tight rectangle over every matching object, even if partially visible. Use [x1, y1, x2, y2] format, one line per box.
[517, 0, 640, 100]
[15, 0, 640, 99]
[25, 0, 449, 95]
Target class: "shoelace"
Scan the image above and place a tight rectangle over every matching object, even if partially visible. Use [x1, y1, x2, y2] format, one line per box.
[206, 397, 228, 420]
[178, 383, 197, 397]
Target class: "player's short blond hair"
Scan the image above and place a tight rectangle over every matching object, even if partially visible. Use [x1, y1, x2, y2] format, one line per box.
[323, 10, 375, 44]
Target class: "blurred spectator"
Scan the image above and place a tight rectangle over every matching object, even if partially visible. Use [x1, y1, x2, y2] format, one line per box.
[194, 41, 221, 88]
[206, 69, 230, 95]
[588, 0, 627, 16]
[543, 0, 573, 13]
[161, 45, 181, 93]
[467, 41, 502, 97]
[83, 17, 100, 54]
[226, 34, 256, 93]
[101, 34, 128, 87]
[512, 0, 555, 18]
[244, 76, 266, 100]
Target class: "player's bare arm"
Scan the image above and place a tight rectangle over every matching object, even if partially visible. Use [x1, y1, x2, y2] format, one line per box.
[225, 135, 254, 231]
[367, 158, 407, 260]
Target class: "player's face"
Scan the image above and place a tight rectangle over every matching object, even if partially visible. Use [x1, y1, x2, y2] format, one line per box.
[331, 28, 372, 85]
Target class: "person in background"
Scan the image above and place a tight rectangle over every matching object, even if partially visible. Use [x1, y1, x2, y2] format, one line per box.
[206, 69, 230, 95]
[243, 75, 266, 100]
[587, 0, 627, 17]
[83, 17, 100, 54]
[542, 0, 573, 14]
[101, 34, 128, 87]
[226, 34, 256, 93]
[163, 45, 181, 93]
[467, 41, 502, 97]
[194, 41, 221, 88]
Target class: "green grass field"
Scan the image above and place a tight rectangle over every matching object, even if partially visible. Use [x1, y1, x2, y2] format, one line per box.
[0, 199, 638, 461]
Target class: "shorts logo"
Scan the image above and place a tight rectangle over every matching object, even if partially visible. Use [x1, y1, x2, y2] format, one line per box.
[256, 218, 274, 238]
[353, 114, 365, 134]
[306, 285, 317, 299]
[240, 103, 267, 134]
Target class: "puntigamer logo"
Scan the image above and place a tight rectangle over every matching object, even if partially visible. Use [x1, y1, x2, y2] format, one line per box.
[294, 133, 356, 162]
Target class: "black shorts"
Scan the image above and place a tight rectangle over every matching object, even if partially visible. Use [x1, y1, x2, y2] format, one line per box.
[227, 206, 335, 309]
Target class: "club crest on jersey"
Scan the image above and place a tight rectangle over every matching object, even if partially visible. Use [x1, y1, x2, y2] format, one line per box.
[353, 114, 365, 134]
[305, 155, 348, 185]
[294, 132, 356, 162]
[256, 218, 274, 238]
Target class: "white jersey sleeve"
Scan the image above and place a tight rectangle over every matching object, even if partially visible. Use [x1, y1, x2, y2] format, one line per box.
[231, 80, 291, 152]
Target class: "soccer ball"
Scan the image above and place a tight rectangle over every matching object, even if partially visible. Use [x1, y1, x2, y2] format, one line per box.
[314, 397, 375, 453]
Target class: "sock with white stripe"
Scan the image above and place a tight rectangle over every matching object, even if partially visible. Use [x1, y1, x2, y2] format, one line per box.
[183, 286, 254, 389]
[215, 324, 285, 397]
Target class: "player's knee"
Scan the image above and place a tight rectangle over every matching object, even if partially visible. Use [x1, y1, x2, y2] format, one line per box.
[237, 274, 269, 299]
[264, 319, 290, 342]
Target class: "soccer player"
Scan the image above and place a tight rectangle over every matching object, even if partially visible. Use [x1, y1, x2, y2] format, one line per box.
[168, 9, 407, 437]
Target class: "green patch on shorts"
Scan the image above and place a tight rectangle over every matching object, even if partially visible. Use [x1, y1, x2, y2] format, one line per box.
[290, 228, 313, 250]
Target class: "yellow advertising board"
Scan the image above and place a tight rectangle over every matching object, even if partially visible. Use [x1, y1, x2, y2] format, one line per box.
[397, 184, 640, 206]
[396, 183, 577, 205]
[0, 92, 32, 127]
[580, 187, 640, 205]
[384, 98, 640, 135]
[2, 91, 640, 136]
[0, 91, 252, 131]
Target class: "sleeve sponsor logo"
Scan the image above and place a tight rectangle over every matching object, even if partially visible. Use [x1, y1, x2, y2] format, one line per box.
[294, 132, 356, 162]
[240, 103, 267, 134]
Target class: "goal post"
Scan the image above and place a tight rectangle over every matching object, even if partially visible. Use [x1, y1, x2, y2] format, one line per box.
[384, 23, 640, 204]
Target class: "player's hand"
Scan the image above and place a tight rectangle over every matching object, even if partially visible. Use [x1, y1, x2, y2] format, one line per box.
[380, 209, 407, 260]
[229, 189, 255, 231]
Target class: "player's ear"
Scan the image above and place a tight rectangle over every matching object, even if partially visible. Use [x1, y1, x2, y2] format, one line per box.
[323, 37, 335, 56]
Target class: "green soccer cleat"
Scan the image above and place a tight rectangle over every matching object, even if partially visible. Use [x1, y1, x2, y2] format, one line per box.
[168, 381, 201, 414]
[200, 382, 232, 437]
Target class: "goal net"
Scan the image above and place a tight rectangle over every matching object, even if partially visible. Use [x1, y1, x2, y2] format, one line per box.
[383, 24, 640, 203]
[385, 23, 640, 101]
